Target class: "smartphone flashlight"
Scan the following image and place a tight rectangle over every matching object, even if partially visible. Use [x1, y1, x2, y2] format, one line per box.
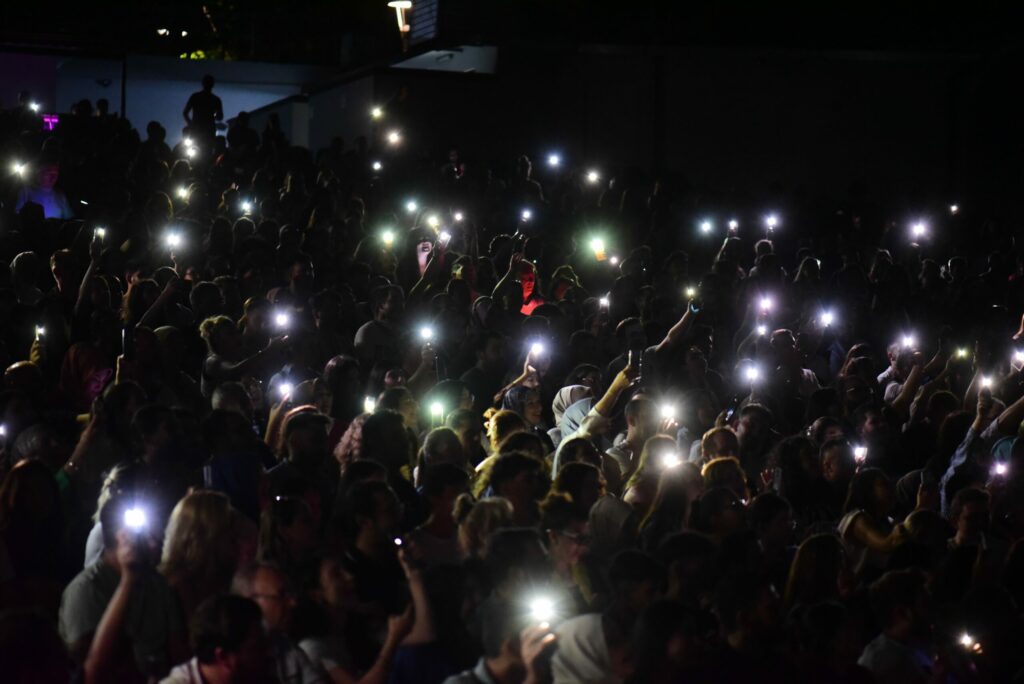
[439, 230, 452, 246]
[386, 130, 402, 145]
[175, 186, 188, 199]
[590, 237, 605, 254]
[911, 222, 927, 239]
[274, 312, 290, 330]
[950, 204, 959, 215]
[661, 452, 682, 469]
[381, 230, 395, 247]
[759, 297, 773, 313]
[453, 211, 465, 222]
[1013, 350, 1024, 366]
[528, 595, 555, 623]
[757, 324, 768, 336]
[765, 214, 779, 229]
[521, 208, 533, 221]
[685, 286, 697, 299]
[372, 160, 382, 171]
[241, 201, 252, 214]
[745, 366, 761, 383]
[393, 536, 403, 547]
[957, 348, 969, 359]
[599, 296, 610, 308]
[586, 169, 600, 184]
[820, 311, 834, 327]
[364, 396, 377, 414]
[728, 219, 739, 231]
[427, 214, 441, 229]
[854, 446, 868, 463]
[405, 200, 418, 214]
[371, 106, 383, 120]
[35, 326, 45, 340]
[123, 506, 148, 531]
[980, 376, 993, 389]
[165, 232, 182, 250]
[419, 326, 434, 342]
[993, 462, 1009, 477]
[29, 102, 41, 113]
[530, 341, 544, 357]
[901, 335, 915, 349]
[609, 256, 620, 266]
[700, 220, 713, 234]
[547, 153, 561, 167]
[278, 382, 294, 399]
[430, 402, 444, 418]
[94, 227, 106, 240]
[660, 404, 677, 421]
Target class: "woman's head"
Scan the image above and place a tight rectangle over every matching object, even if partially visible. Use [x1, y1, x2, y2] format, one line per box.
[199, 315, 242, 357]
[700, 456, 750, 501]
[454, 495, 514, 558]
[377, 387, 419, 431]
[502, 386, 543, 427]
[486, 410, 527, 452]
[843, 467, 894, 516]
[161, 490, 241, 590]
[419, 427, 468, 472]
[540, 493, 590, 573]
[554, 462, 605, 514]
[628, 435, 680, 491]
[783, 533, 848, 609]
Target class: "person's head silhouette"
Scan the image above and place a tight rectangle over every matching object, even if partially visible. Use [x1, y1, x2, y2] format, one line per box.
[202, 74, 215, 92]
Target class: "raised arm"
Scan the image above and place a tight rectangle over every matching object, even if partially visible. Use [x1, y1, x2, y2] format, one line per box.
[74, 235, 103, 320]
[654, 305, 696, 354]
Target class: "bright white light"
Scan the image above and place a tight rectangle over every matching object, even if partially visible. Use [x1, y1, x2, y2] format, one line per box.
[381, 230, 395, 246]
[766, 214, 779, 229]
[278, 382, 293, 398]
[175, 186, 188, 199]
[241, 201, 252, 214]
[386, 130, 402, 145]
[123, 507, 148, 530]
[521, 209, 533, 221]
[960, 633, 976, 648]
[10, 161, 26, 177]
[28, 102, 40, 113]
[980, 376, 993, 389]
[94, 227, 106, 240]
[430, 402, 444, 416]
[759, 297, 773, 312]
[661, 452, 682, 469]
[372, 160, 382, 171]
[854, 446, 868, 462]
[728, 219, 739, 231]
[660, 404, 677, 421]
[590, 237, 605, 254]
[183, 137, 193, 147]
[956, 348, 969, 359]
[157, 28, 170, 36]
[757, 324, 767, 336]
[685, 287, 697, 299]
[820, 311, 834, 327]
[609, 256, 619, 266]
[901, 335, 915, 349]
[427, 214, 441, 229]
[599, 296, 610, 308]
[993, 462, 1008, 477]
[165, 233, 182, 249]
[185, 147, 197, 158]
[453, 211, 465, 222]
[547, 153, 561, 167]
[745, 366, 761, 383]
[274, 312, 290, 329]
[529, 596, 555, 622]
[912, 222, 927, 238]
[700, 220, 713, 234]
[363, 396, 376, 413]
[950, 204, 959, 215]
[34, 326, 45, 338]
[405, 200, 418, 214]
[371, 106, 384, 120]
[1014, 350, 1024, 365]
[181, 30, 188, 37]
[439, 230, 452, 245]
[586, 169, 600, 184]
[530, 342, 544, 357]
[419, 326, 434, 341]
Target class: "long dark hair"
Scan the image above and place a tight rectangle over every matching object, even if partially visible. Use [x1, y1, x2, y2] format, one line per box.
[842, 467, 888, 515]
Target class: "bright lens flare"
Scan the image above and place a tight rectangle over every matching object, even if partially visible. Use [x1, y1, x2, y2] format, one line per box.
[980, 376, 993, 389]
[363, 396, 376, 414]
[430, 402, 444, 417]
[274, 312, 290, 329]
[586, 169, 600, 184]
[547, 153, 561, 167]
[728, 219, 739, 231]
[386, 130, 402, 145]
[11, 161, 26, 176]
[1014, 350, 1024, 365]
[950, 204, 959, 215]
[123, 507, 147, 530]
[529, 596, 555, 622]
[28, 102, 41, 113]
[439, 230, 452, 245]
[685, 287, 697, 299]
[854, 446, 868, 462]
[175, 186, 188, 199]
[453, 211, 465, 222]
[241, 201, 252, 213]
[94, 227, 106, 240]
[372, 160, 383, 171]
[759, 297, 773, 312]
[426, 214, 441, 229]
[993, 462, 1008, 477]
[957, 348, 969, 359]
[662, 452, 682, 468]
[765, 214, 779, 229]
[700, 220, 713, 234]
[530, 342, 544, 357]
[901, 335, 915, 349]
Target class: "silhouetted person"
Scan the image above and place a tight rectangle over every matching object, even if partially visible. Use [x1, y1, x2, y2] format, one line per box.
[183, 74, 223, 144]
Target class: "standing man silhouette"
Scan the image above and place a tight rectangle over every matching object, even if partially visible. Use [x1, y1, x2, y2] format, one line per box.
[182, 74, 223, 145]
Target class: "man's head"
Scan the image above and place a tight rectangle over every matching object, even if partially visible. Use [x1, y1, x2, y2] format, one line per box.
[370, 284, 404, 321]
[191, 595, 270, 681]
[948, 487, 990, 542]
[345, 479, 401, 545]
[233, 563, 295, 633]
[283, 411, 330, 468]
[820, 439, 855, 484]
[202, 74, 216, 91]
[868, 569, 931, 637]
[624, 397, 658, 443]
[475, 331, 506, 370]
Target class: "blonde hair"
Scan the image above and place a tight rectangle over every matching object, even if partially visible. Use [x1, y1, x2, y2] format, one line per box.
[700, 456, 750, 500]
[160, 491, 239, 596]
[454, 495, 514, 558]
[199, 315, 236, 352]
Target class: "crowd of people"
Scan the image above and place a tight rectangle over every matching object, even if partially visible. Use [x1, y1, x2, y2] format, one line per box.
[0, 74, 1023, 684]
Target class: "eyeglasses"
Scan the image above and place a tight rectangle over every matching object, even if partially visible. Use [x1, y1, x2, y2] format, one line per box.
[556, 529, 592, 546]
